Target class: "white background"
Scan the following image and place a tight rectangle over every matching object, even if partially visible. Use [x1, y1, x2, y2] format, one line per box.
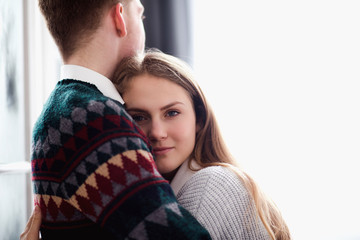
[2, 0, 358, 239]
[193, 1, 360, 239]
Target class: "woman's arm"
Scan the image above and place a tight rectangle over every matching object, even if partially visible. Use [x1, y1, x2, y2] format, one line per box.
[20, 205, 41, 240]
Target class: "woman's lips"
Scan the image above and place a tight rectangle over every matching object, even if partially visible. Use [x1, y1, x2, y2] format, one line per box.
[153, 147, 173, 156]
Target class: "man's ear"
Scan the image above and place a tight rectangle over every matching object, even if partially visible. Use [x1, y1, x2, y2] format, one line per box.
[114, 3, 127, 37]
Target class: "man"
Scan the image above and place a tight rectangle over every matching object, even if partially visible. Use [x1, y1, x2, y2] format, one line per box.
[28, 0, 210, 239]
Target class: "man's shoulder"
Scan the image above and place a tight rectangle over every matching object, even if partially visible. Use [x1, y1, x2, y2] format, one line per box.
[36, 79, 130, 128]
[32, 79, 145, 156]
[31, 79, 150, 178]
[52, 79, 119, 108]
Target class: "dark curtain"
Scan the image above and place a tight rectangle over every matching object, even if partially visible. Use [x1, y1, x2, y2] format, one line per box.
[141, 0, 193, 65]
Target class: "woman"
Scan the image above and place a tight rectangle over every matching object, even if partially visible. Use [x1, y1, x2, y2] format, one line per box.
[113, 50, 291, 240]
[22, 50, 291, 240]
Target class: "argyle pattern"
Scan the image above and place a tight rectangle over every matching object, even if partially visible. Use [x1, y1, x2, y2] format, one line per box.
[31, 80, 210, 239]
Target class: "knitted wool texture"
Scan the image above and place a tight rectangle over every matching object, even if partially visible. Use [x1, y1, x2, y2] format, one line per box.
[177, 166, 271, 240]
[31, 80, 210, 240]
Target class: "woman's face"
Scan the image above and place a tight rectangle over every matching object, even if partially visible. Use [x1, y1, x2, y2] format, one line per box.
[122, 73, 197, 180]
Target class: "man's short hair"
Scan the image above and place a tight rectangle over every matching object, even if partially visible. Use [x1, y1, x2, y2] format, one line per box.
[38, 0, 123, 60]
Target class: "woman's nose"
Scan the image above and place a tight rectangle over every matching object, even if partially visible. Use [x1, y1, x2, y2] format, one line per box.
[148, 120, 167, 141]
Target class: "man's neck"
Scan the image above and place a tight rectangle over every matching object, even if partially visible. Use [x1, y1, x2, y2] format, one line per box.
[64, 46, 118, 80]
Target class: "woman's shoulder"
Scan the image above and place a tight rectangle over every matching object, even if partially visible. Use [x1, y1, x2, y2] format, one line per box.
[195, 165, 238, 178]
[177, 165, 271, 240]
[177, 165, 251, 204]
[192, 165, 248, 194]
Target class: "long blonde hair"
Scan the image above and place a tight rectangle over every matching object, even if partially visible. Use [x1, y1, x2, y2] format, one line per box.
[113, 50, 291, 240]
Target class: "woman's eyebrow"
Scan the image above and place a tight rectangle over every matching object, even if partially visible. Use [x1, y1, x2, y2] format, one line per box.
[126, 102, 185, 112]
[125, 107, 146, 113]
[160, 101, 184, 111]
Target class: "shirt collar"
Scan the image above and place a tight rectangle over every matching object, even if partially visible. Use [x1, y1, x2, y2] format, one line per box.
[170, 159, 202, 196]
[60, 65, 124, 104]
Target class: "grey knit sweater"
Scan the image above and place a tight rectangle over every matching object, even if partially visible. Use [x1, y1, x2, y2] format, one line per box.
[172, 163, 271, 240]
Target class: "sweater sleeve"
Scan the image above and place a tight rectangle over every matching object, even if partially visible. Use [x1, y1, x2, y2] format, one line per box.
[177, 166, 271, 240]
[32, 82, 210, 239]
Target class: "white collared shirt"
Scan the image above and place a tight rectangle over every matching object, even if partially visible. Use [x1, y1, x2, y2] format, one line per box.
[170, 159, 202, 196]
[60, 65, 124, 104]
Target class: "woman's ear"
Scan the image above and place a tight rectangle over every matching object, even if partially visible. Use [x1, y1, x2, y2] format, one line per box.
[114, 3, 127, 37]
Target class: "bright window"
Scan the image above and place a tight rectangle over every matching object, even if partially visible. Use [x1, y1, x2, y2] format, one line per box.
[192, 1, 360, 239]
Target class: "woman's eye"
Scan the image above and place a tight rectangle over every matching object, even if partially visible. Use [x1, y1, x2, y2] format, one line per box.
[131, 115, 147, 122]
[166, 110, 180, 117]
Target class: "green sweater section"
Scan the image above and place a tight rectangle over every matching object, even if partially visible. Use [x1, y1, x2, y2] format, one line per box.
[31, 79, 210, 240]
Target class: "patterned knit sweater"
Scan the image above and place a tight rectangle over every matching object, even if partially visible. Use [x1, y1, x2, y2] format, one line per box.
[176, 166, 271, 240]
[31, 80, 210, 240]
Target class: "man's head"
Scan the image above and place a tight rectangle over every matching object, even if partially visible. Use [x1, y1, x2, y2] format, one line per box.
[38, 0, 145, 62]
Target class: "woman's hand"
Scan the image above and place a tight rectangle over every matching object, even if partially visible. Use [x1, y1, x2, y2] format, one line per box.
[20, 205, 41, 240]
